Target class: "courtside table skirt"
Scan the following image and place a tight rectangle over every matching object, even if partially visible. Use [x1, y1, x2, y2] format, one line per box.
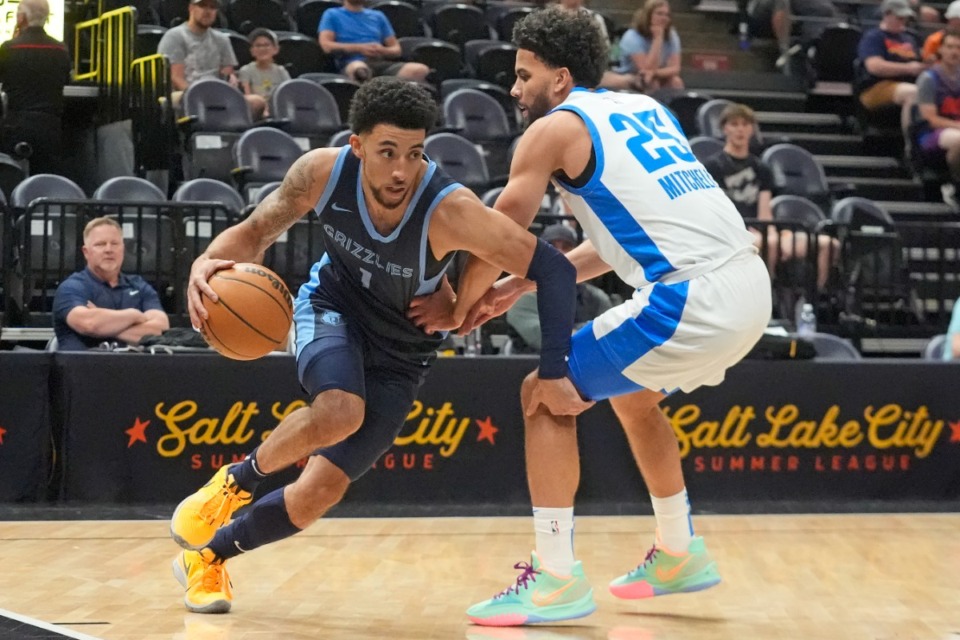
[2, 353, 959, 507]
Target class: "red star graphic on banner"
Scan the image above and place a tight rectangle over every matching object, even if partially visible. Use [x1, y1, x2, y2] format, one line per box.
[475, 416, 498, 445]
[0, 425, 6, 446]
[125, 417, 151, 448]
[950, 420, 960, 444]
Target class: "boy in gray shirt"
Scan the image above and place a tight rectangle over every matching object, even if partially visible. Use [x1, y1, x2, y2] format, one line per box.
[237, 28, 291, 118]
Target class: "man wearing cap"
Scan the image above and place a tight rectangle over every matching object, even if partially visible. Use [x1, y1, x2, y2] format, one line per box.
[157, 0, 261, 114]
[506, 225, 613, 353]
[856, 0, 926, 128]
[922, 1, 960, 62]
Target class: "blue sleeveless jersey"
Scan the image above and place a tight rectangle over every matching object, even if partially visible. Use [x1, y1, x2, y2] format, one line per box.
[295, 146, 461, 360]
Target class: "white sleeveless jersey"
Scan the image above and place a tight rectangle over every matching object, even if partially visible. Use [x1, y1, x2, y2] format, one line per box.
[551, 88, 756, 289]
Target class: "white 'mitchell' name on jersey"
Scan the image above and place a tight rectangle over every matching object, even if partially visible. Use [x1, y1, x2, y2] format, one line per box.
[551, 88, 756, 289]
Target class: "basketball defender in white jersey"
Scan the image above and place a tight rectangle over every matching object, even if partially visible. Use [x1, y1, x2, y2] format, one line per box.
[409, 8, 771, 627]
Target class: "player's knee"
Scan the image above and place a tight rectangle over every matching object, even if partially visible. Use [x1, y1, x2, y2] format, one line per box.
[300, 470, 349, 507]
[308, 390, 365, 445]
[398, 62, 429, 82]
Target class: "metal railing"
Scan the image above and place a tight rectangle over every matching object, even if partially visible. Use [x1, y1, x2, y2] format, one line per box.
[7, 199, 239, 324]
[131, 54, 174, 174]
[73, 6, 136, 123]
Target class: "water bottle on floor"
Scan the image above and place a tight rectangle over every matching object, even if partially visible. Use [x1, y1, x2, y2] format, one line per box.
[464, 327, 481, 357]
[797, 302, 817, 338]
[738, 21, 750, 51]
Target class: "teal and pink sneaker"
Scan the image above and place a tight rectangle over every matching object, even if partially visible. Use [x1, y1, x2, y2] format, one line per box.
[467, 552, 596, 627]
[609, 536, 721, 599]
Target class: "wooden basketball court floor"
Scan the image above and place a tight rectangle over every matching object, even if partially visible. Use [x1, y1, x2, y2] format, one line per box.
[1, 513, 958, 640]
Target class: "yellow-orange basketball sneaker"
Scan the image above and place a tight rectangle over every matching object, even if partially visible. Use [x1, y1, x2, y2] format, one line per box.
[170, 463, 252, 550]
[172, 548, 232, 614]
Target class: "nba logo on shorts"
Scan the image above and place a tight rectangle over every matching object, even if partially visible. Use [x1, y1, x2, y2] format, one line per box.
[320, 311, 344, 326]
[551, 520, 560, 535]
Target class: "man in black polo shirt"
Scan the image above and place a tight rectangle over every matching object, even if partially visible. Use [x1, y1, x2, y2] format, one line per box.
[53, 217, 169, 351]
[0, 0, 71, 175]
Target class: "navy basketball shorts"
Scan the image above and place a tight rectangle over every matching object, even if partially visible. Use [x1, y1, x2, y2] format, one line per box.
[296, 311, 428, 481]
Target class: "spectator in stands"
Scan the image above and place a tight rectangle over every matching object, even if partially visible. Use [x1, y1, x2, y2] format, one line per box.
[158, 0, 261, 115]
[704, 103, 838, 289]
[318, 0, 429, 84]
[557, 0, 609, 42]
[505, 224, 612, 353]
[600, 0, 683, 92]
[53, 218, 169, 351]
[945, 297, 960, 359]
[0, 0, 71, 175]
[237, 28, 291, 118]
[744, 0, 839, 70]
[856, 0, 926, 132]
[922, 0, 960, 62]
[915, 30, 960, 208]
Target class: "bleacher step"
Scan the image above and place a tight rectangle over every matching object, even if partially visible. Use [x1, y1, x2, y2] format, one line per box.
[763, 132, 863, 155]
[688, 88, 808, 112]
[816, 155, 908, 179]
[828, 176, 923, 202]
[693, 0, 738, 14]
[683, 69, 806, 93]
[756, 111, 846, 134]
[878, 200, 958, 221]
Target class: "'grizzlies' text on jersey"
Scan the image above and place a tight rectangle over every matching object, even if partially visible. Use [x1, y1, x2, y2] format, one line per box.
[551, 89, 757, 289]
[295, 146, 460, 360]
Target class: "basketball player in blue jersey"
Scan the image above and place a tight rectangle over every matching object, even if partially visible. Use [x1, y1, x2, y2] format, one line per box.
[167, 77, 590, 614]
[414, 8, 772, 626]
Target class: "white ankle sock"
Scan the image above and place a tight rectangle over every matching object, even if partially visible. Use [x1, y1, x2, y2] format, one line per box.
[650, 489, 693, 552]
[533, 506, 575, 576]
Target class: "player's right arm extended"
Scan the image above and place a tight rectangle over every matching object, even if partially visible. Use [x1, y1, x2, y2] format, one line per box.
[446, 119, 560, 330]
[188, 150, 333, 326]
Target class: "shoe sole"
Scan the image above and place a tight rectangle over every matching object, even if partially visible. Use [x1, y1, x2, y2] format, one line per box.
[172, 556, 231, 614]
[467, 591, 596, 627]
[609, 565, 722, 600]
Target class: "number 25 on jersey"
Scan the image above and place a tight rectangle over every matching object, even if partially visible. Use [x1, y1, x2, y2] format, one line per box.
[610, 109, 695, 174]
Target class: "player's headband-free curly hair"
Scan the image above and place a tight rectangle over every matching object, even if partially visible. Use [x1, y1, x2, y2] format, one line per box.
[512, 7, 608, 89]
[349, 77, 438, 135]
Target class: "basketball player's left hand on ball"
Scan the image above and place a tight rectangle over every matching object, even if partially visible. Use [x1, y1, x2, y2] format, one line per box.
[407, 275, 460, 334]
[527, 377, 594, 417]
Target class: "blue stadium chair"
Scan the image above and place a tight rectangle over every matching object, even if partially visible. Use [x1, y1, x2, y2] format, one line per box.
[808, 332, 861, 360]
[688, 136, 723, 164]
[923, 333, 948, 360]
[327, 129, 353, 147]
[11, 174, 85, 208]
[93, 176, 166, 202]
[430, 3, 493, 49]
[424, 132, 503, 194]
[269, 79, 346, 147]
[173, 178, 246, 215]
[372, 0, 428, 37]
[231, 127, 305, 201]
[179, 78, 254, 182]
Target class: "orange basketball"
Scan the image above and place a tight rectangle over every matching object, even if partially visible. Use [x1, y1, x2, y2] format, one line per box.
[201, 263, 294, 361]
